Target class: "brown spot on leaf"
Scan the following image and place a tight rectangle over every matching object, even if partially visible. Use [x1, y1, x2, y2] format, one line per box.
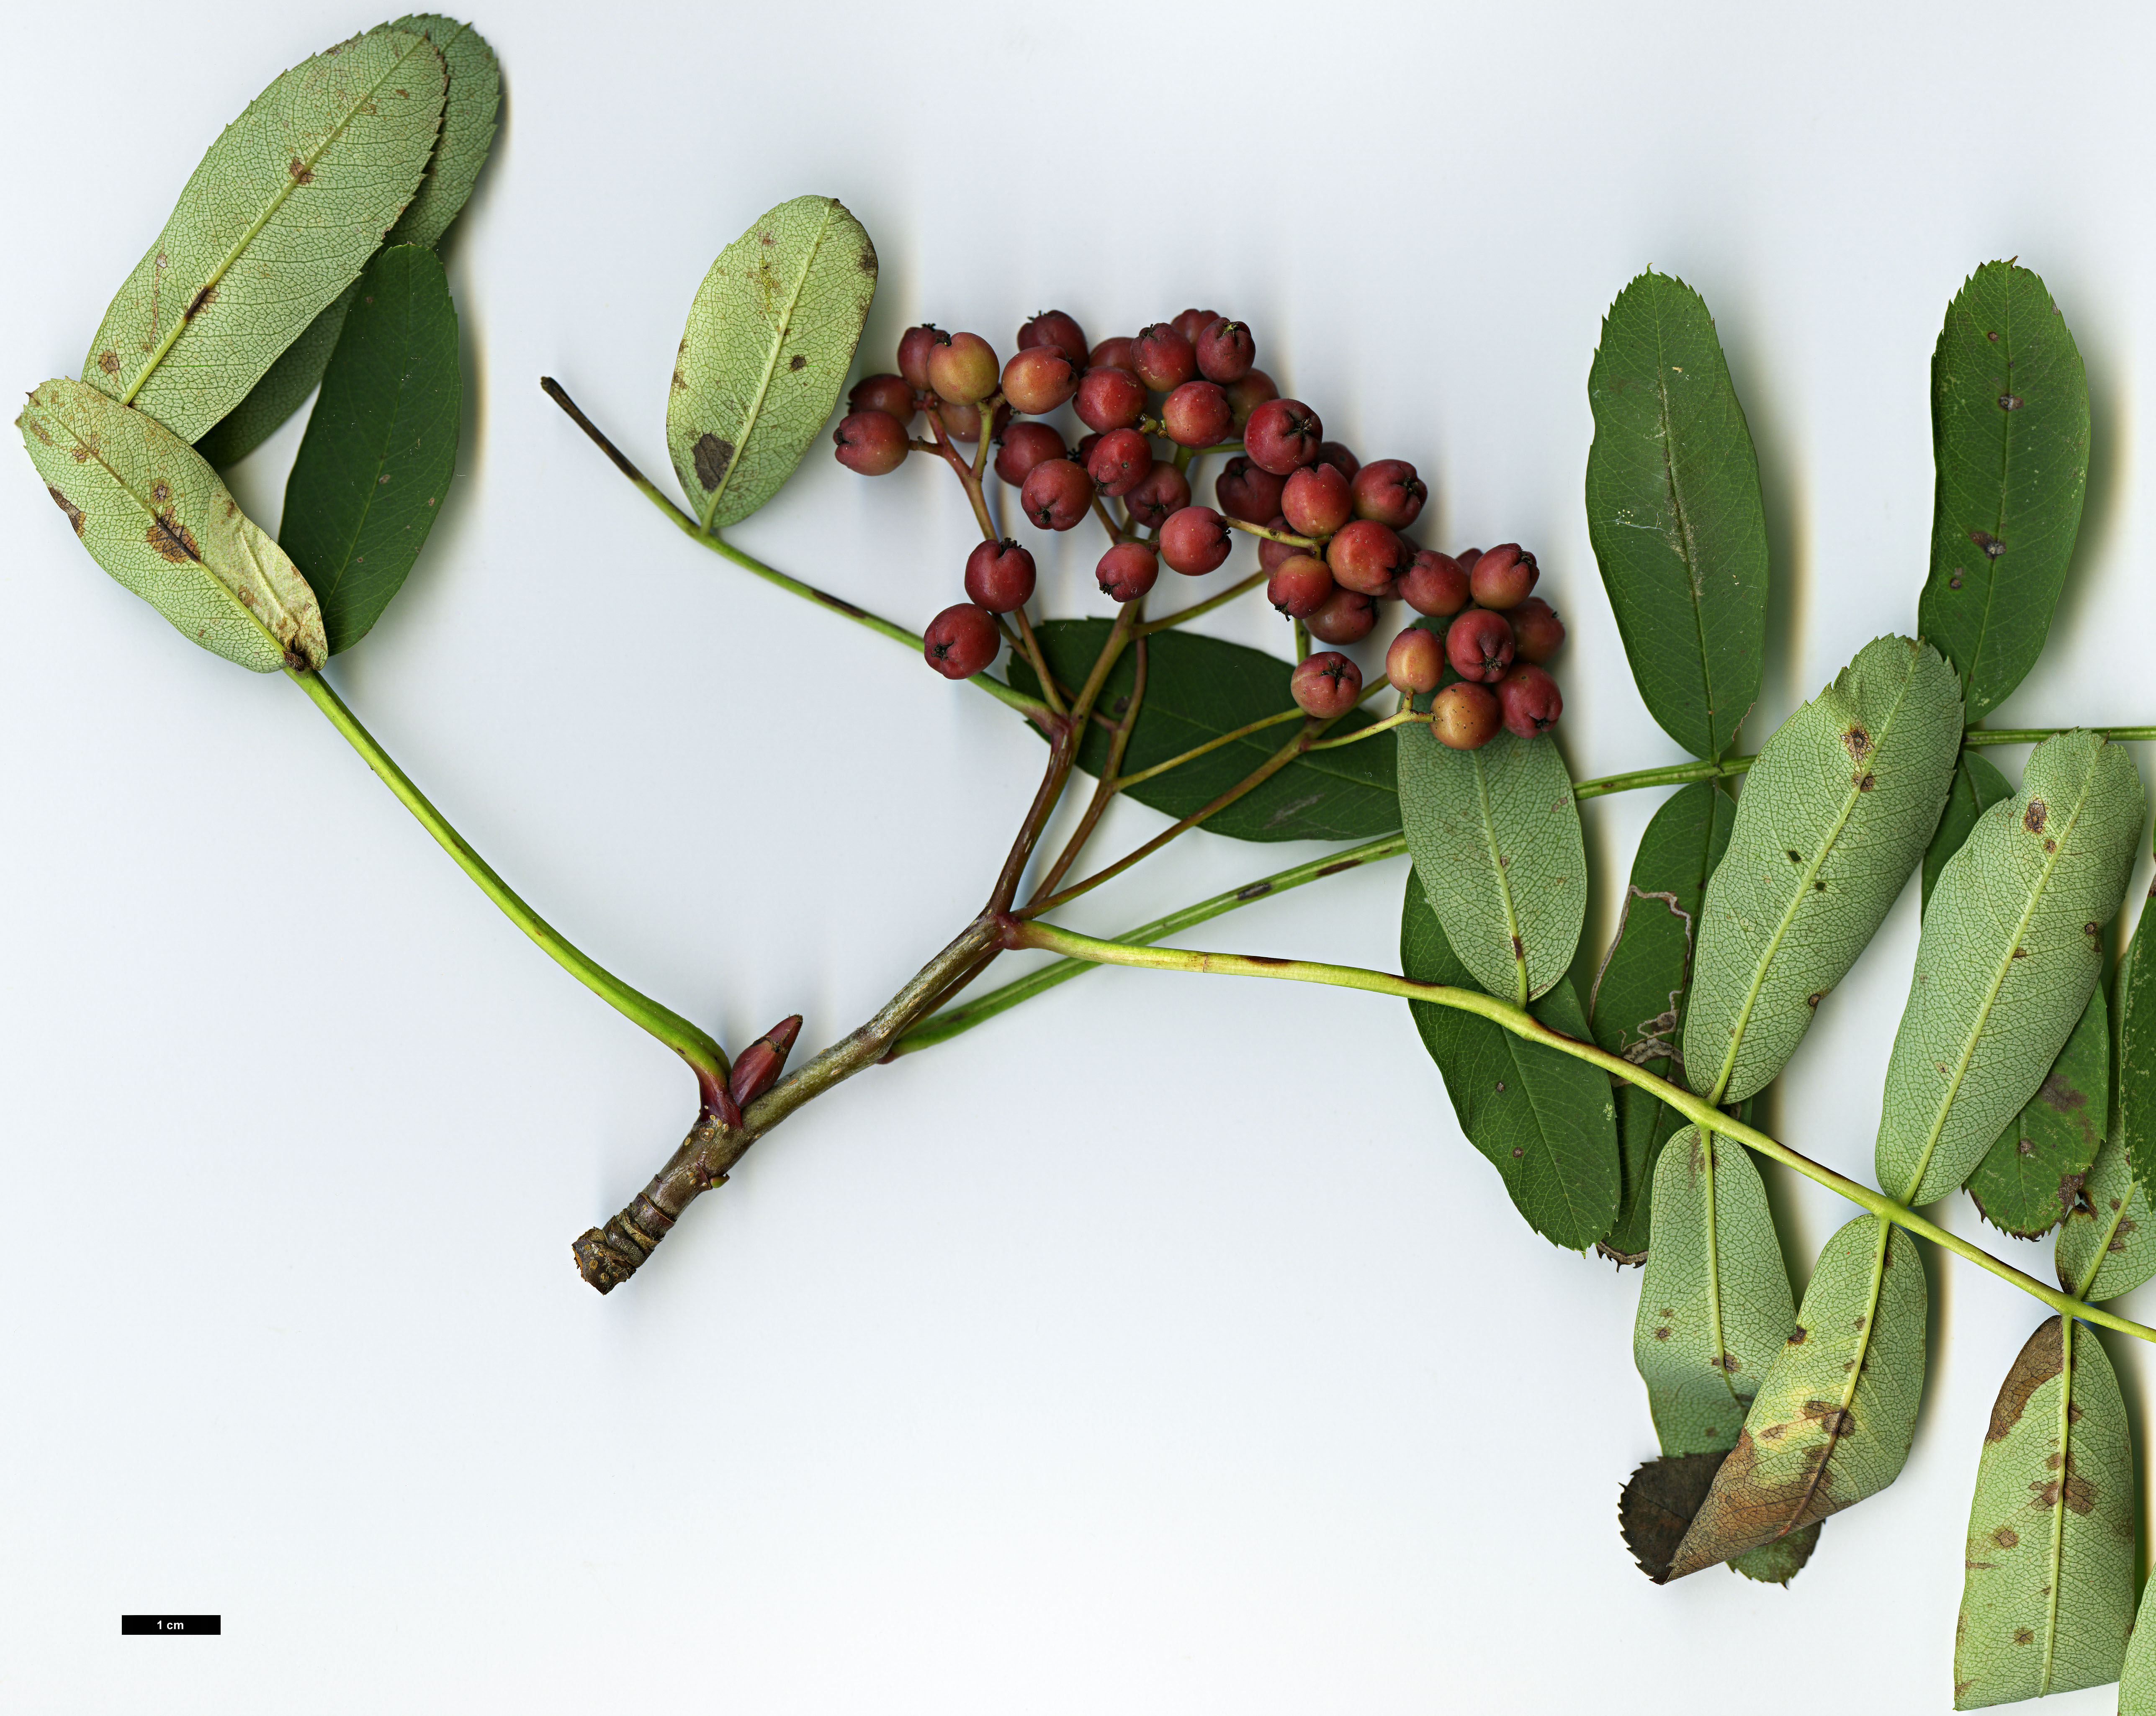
[1994, 1526, 2019, 1548]
[1858, 773, 1876, 791]
[1949, 569, 1964, 589]
[1802, 1401, 1853, 1436]
[693, 432, 734, 491]
[150, 479, 170, 506]
[788, 354, 807, 371]
[1510, 934, 1524, 960]
[97, 350, 120, 375]
[671, 368, 687, 391]
[288, 157, 314, 185]
[1654, 1327, 1670, 1340]
[2111, 1216, 2137, 1254]
[2012, 945, 2029, 959]
[1510, 1146, 1523, 1159]
[1789, 1326, 1808, 1344]
[183, 284, 216, 319]
[1843, 724, 1873, 761]
[1494, 1081, 1506, 1093]
[1806, 991, 1824, 1009]
[2024, 800, 2048, 834]
[1971, 529, 2005, 557]
[145, 509, 199, 563]
[2014, 1629, 2035, 1645]
[1986, 330, 2000, 341]
[46, 486, 84, 535]
[2000, 393, 2023, 410]
[859, 244, 877, 275]
[1987, 1318, 2062, 1441]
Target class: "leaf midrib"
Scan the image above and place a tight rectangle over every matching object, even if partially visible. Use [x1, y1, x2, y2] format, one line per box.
[2039, 1319, 2076, 1695]
[306, 275, 420, 609]
[1471, 745, 1529, 1006]
[1772, 1216, 1894, 1545]
[1649, 290, 1724, 761]
[1963, 280, 2018, 712]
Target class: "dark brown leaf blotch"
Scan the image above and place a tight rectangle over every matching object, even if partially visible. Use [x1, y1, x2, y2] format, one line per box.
[47, 486, 85, 535]
[145, 509, 200, 564]
[1986, 1318, 2063, 1442]
[693, 432, 735, 491]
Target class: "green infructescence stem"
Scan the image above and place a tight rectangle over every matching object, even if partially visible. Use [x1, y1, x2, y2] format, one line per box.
[288, 668, 732, 1108]
[999, 916, 2156, 1346]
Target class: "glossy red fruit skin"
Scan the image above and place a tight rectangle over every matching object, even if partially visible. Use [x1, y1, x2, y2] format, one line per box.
[1096, 541, 1160, 604]
[1431, 681, 1502, 749]
[1509, 597, 1565, 663]
[964, 539, 1038, 613]
[1018, 310, 1088, 366]
[1446, 607, 1516, 682]
[1304, 586, 1378, 645]
[1225, 368, 1279, 426]
[1469, 542, 1538, 609]
[934, 399, 1011, 443]
[1088, 336, 1137, 372]
[929, 331, 1000, 404]
[1158, 506, 1231, 575]
[924, 603, 1000, 678]
[1162, 380, 1233, 448]
[1326, 519, 1410, 596]
[1214, 456, 1286, 524]
[1455, 547, 1484, 570]
[1266, 553, 1334, 618]
[1257, 515, 1302, 575]
[1085, 427, 1155, 497]
[1194, 317, 1255, 384]
[1171, 307, 1220, 344]
[1281, 463, 1352, 538]
[849, 373, 916, 421]
[1497, 663, 1563, 737]
[1386, 626, 1445, 694]
[1399, 550, 1472, 617]
[1291, 650, 1363, 718]
[994, 422, 1068, 488]
[1122, 463, 1192, 530]
[898, 325, 946, 393]
[1075, 365, 1147, 434]
[1131, 323, 1199, 393]
[1351, 459, 1426, 528]
[1001, 347, 1079, 415]
[1243, 398, 1324, 475]
[832, 410, 909, 475]
[1315, 442, 1360, 481]
[1020, 459, 1095, 531]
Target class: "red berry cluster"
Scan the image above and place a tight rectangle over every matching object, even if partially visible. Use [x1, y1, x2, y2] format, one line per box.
[831, 305, 1564, 741]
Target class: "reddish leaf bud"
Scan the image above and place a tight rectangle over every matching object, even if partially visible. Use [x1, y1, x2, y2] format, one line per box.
[1194, 317, 1256, 384]
[832, 410, 908, 475]
[1469, 543, 1538, 610]
[898, 324, 946, 393]
[1431, 681, 1502, 749]
[1096, 540, 1160, 604]
[1162, 380, 1234, 448]
[1158, 506, 1231, 575]
[1267, 553, 1334, 618]
[1386, 626, 1445, 695]
[1509, 597, 1565, 664]
[1304, 586, 1378, 645]
[1215, 456, 1286, 524]
[1088, 335, 1137, 372]
[1497, 662, 1563, 737]
[1291, 650, 1363, 718]
[924, 604, 1000, 678]
[1326, 519, 1410, 596]
[994, 421, 1067, 488]
[929, 331, 1000, 405]
[1399, 550, 1472, 617]
[849, 373, 916, 421]
[1018, 310, 1089, 366]
[1122, 463, 1191, 530]
[1171, 307, 1220, 344]
[1020, 458, 1095, 531]
[728, 1015, 803, 1109]
[1132, 323, 1199, 393]
[1243, 398, 1324, 475]
[1075, 365, 1147, 434]
[965, 539, 1038, 613]
[1351, 458, 1426, 528]
[1085, 427, 1155, 497]
[1225, 367, 1279, 426]
[1282, 462, 1353, 538]
[1446, 607, 1516, 683]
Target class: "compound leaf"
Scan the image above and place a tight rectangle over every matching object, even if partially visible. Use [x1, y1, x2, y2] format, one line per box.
[1876, 732, 2142, 1205]
[19, 378, 325, 672]
[1683, 636, 1963, 1106]
[82, 28, 447, 444]
[1398, 722, 1586, 1005]
[1401, 873, 1619, 1249]
[1924, 752, 2016, 915]
[1964, 980, 2107, 1238]
[1953, 1317, 2132, 1709]
[1585, 271, 1769, 762]
[668, 196, 877, 530]
[1919, 262, 2090, 724]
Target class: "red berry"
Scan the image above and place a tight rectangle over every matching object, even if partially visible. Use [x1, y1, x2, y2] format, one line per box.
[1088, 335, 1137, 372]
[1085, 426, 1155, 497]
[1510, 597, 1565, 663]
[1282, 463, 1352, 537]
[1326, 519, 1410, 596]
[965, 539, 1037, 613]
[849, 373, 916, 421]
[1455, 547, 1484, 570]
[1123, 463, 1191, 530]
[929, 332, 1000, 405]
[924, 603, 1000, 678]
[1001, 347, 1079, 415]
[1096, 541, 1160, 604]
[1446, 607, 1516, 682]
[898, 325, 946, 393]
[1215, 456, 1286, 524]
[1162, 379, 1234, 447]
[1225, 368, 1279, 426]
[1351, 459, 1426, 528]
[1076, 365, 1147, 434]
[1386, 626, 1445, 695]
[1431, 681, 1501, 749]
[1399, 550, 1472, 617]
[1304, 586, 1378, 645]
[1018, 310, 1088, 366]
[1194, 317, 1255, 384]
[1267, 553, 1334, 618]
[1171, 307, 1220, 344]
[934, 398, 1011, 443]
[1158, 506, 1230, 575]
[1132, 323, 1198, 392]
[1257, 515, 1302, 575]
[1243, 398, 1324, 475]
[1020, 458, 1095, 531]
[994, 421, 1067, 488]
[1291, 650, 1363, 718]
[1315, 442, 1359, 481]
[1469, 543, 1538, 610]
[832, 410, 908, 475]
[1497, 662, 1563, 737]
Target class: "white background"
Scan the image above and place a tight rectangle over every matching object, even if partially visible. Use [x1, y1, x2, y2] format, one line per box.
[6, 2, 2156, 1710]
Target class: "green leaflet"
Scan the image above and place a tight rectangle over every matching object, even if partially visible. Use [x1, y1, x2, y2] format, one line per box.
[1401, 873, 1620, 1249]
[2118, 885, 2156, 1207]
[278, 247, 461, 654]
[1683, 636, 1964, 1106]
[1398, 722, 1586, 1005]
[1664, 1215, 1927, 1579]
[197, 17, 499, 468]
[2124, 1578, 2156, 1715]
[1964, 981, 2107, 1238]
[2057, 1130, 2156, 1301]
[1952, 1318, 2132, 1709]
[1923, 753, 2015, 915]
[1584, 271, 1770, 763]
[1591, 781, 1737, 1256]
[1011, 620, 1400, 842]
[1875, 732, 2143, 1205]
[668, 196, 877, 531]
[82, 30, 447, 445]
[19, 378, 325, 672]
[1633, 1127, 1796, 1455]
[1918, 263, 2090, 724]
